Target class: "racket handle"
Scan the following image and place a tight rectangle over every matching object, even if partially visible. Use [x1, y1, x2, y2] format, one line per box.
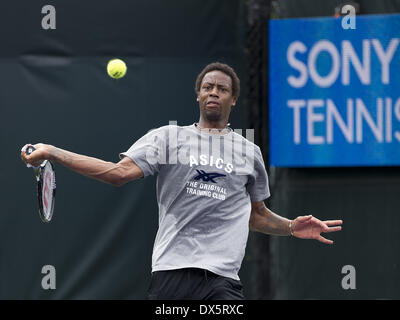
[25, 146, 40, 170]
[26, 145, 36, 155]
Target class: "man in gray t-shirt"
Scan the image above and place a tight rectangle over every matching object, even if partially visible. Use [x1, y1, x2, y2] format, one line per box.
[21, 62, 343, 300]
[120, 124, 269, 282]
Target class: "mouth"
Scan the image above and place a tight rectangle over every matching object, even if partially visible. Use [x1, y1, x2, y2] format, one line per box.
[206, 101, 220, 107]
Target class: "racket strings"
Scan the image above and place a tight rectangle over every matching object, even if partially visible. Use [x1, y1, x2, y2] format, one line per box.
[52, 173, 56, 189]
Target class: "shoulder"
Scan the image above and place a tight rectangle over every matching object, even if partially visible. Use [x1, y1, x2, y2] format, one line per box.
[146, 124, 196, 136]
[141, 124, 195, 144]
[146, 124, 191, 133]
[142, 124, 178, 139]
[231, 131, 265, 165]
[231, 131, 261, 150]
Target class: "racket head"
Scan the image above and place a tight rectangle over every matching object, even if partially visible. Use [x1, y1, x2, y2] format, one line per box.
[37, 160, 56, 223]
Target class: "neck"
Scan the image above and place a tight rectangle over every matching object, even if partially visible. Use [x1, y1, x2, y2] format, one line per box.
[198, 118, 228, 129]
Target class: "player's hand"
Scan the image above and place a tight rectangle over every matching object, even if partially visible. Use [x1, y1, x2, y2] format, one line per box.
[292, 215, 343, 245]
[20, 143, 51, 167]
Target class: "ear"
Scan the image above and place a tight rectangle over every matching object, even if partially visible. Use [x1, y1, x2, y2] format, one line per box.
[231, 96, 237, 107]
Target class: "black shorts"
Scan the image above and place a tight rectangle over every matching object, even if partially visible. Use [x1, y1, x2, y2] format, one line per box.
[147, 268, 245, 300]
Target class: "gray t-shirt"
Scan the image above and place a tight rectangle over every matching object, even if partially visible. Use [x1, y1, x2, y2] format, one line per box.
[120, 124, 270, 280]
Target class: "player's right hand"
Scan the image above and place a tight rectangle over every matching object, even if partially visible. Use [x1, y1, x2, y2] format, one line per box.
[20, 143, 51, 167]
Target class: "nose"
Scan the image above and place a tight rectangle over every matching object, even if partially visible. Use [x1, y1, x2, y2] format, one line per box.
[210, 86, 219, 97]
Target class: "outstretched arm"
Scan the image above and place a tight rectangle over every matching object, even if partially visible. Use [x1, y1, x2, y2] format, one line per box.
[20, 143, 143, 186]
[249, 201, 343, 244]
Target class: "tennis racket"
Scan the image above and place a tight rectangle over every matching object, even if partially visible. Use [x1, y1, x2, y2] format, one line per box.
[25, 146, 56, 223]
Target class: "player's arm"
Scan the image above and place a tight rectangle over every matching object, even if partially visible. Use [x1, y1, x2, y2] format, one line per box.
[249, 201, 343, 244]
[249, 201, 292, 236]
[20, 143, 143, 186]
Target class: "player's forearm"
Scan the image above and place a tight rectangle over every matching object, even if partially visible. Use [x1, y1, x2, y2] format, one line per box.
[47, 145, 123, 186]
[250, 206, 292, 236]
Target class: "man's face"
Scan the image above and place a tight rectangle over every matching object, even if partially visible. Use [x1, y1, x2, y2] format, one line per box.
[197, 70, 237, 123]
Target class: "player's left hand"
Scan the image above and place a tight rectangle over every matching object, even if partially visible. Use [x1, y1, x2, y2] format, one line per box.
[292, 215, 343, 244]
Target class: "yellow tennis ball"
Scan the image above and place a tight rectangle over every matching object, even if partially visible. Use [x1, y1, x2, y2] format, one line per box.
[107, 59, 127, 79]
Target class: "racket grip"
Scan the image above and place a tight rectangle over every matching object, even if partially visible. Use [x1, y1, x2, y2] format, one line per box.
[25, 145, 40, 169]
[26, 145, 36, 155]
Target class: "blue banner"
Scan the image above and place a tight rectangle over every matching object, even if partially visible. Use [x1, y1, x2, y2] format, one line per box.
[269, 14, 400, 167]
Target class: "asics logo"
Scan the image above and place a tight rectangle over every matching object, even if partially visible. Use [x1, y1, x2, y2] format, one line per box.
[189, 155, 233, 173]
[194, 170, 226, 183]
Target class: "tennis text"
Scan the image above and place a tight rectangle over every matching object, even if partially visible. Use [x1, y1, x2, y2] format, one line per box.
[288, 97, 400, 144]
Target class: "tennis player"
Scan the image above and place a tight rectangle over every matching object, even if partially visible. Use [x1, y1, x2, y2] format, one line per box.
[21, 62, 342, 300]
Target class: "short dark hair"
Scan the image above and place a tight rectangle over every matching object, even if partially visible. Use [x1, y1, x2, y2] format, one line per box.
[195, 62, 240, 98]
